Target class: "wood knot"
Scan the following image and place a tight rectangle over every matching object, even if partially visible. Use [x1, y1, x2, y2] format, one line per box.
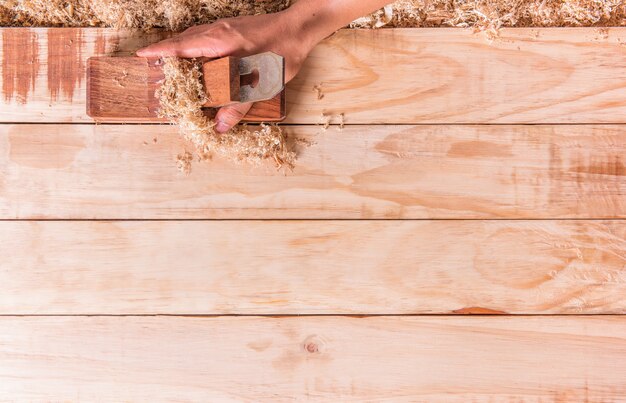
[302, 335, 324, 354]
[305, 342, 319, 353]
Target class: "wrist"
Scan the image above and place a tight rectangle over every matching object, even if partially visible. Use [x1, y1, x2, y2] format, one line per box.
[279, 2, 337, 52]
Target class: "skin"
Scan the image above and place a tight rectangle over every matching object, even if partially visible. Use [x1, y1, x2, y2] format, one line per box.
[137, 0, 392, 133]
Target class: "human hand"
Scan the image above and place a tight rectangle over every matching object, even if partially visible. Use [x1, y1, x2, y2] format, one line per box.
[137, 11, 316, 133]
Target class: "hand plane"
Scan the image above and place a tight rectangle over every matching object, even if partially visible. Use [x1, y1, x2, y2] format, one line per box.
[86, 52, 285, 123]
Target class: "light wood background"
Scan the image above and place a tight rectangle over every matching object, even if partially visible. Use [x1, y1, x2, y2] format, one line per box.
[0, 124, 623, 219]
[0, 27, 624, 401]
[1, 220, 624, 315]
[2, 316, 625, 401]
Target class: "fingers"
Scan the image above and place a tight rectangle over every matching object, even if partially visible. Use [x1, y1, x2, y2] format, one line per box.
[136, 34, 225, 59]
[214, 102, 253, 133]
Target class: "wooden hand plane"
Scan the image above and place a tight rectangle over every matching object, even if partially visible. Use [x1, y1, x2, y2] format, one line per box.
[86, 52, 286, 123]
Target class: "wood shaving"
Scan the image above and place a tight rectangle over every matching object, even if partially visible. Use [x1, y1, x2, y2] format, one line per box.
[313, 84, 324, 100]
[351, 0, 626, 30]
[318, 112, 345, 131]
[319, 113, 331, 131]
[1, 0, 623, 29]
[597, 27, 610, 38]
[0, 0, 290, 30]
[176, 151, 193, 174]
[158, 57, 295, 170]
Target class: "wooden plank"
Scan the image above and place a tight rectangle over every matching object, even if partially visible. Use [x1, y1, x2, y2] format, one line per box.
[1, 316, 625, 401]
[1, 220, 624, 314]
[1, 28, 625, 123]
[86, 56, 285, 122]
[288, 27, 626, 124]
[0, 28, 169, 122]
[0, 124, 623, 219]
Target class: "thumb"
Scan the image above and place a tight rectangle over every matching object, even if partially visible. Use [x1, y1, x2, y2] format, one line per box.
[214, 102, 253, 133]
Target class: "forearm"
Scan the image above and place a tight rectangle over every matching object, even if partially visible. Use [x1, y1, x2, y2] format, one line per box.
[283, 0, 392, 48]
[138, 0, 392, 132]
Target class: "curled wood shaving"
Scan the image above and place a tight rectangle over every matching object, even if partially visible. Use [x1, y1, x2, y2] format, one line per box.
[313, 84, 324, 100]
[318, 112, 345, 131]
[158, 57, 295, 170]
[0, 0, 290, 30]
[1, 0, 622, 29]
[0, 5, 14, 25]
[351, 0, 626, 31]
[319, 113, 331, 131]
[176, 151, 193, 174]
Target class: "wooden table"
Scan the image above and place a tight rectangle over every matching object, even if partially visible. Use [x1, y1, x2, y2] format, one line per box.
[0, 27, 625, 401]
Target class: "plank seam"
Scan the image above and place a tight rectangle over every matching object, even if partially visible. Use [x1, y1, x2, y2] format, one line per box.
[0, 314, 624, 317]
[0, 219, 623, 222]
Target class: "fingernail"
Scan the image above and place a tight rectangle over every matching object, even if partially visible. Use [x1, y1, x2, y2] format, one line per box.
[215, 121, 230, 133]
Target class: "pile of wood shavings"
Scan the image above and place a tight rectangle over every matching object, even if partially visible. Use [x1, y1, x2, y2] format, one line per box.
[157, 57, 295, 173]
[352, 0, 626, 32]
[0, 0, 290, 31]
[1, 0, 623, 30]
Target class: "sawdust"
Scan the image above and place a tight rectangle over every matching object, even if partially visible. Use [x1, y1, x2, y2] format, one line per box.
[1, 0, 623, 30]
[318, 112, 346, 132]
[0, 5, 13, 25]
[352, 0, 626, 31]
[157, 57, 295, 170]
[338, 113, 345, 130]
[0, 0, 290, 30]
[319, 113, 331, 132]
[176, 150, 193, 174]
[313, 84, 324, 100]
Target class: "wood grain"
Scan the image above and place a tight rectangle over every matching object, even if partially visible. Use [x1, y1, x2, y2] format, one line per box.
[287, 27, 626, 124]
[1, 316, 625, 401]
[201, 56, 239, 107]
[1, 26, 625, 403]
[0, 28, 168, 122]
[86, 56, 164, 121]
[1, 28, 625, 123]
[0, 124, 623, 219]
[86, 57, 285, 122]
[0, 220, 624, 315]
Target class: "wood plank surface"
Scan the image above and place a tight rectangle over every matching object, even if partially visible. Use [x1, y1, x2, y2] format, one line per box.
[0, 124, 623, 219]
[1, 25, 625, 403]
[1, 220, 624, 314]
[0, 28, 169, 122]
[1, 316, 625, 401]
[288, 27, 626, 124]
[1, 28, 625, 123]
